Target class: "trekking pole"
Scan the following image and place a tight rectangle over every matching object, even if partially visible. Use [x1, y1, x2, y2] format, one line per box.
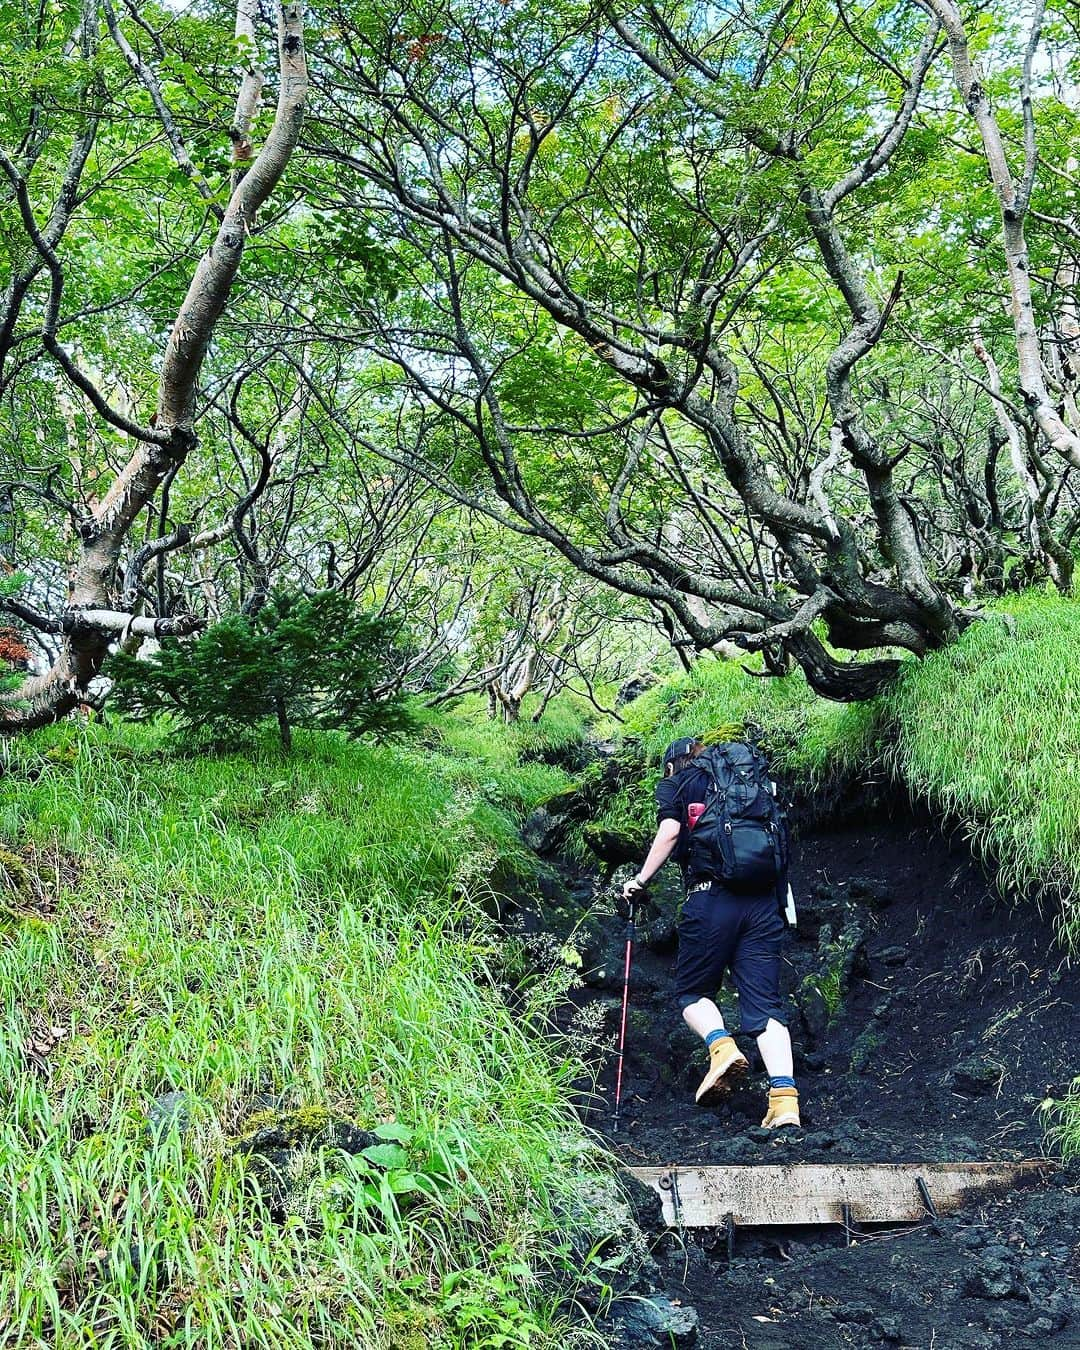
[612, 896, 637, 1134]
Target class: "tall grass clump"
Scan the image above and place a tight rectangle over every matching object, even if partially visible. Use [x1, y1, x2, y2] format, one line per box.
[1044, 1082, 1080, 1161]
[0, 716, 602, 1349]
[884, 592, 1080, 945]
[412, 693, 594, 817]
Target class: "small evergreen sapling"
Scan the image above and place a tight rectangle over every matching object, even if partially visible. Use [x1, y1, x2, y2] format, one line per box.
[108, 590, 412, 750]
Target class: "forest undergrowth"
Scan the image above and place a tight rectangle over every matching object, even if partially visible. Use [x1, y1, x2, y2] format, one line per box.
[0, 709, 605, 1349]
[4, 591, 1080, 1345]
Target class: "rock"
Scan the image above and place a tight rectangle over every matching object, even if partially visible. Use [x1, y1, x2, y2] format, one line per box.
[563, 1173, 661, 1302]
[877, 944, 908, 968]
[643, 913, 677, 953]
[620, 1172, 665, 1235]
[952, 1057, 1004, 1096]
[837, 1303, 875, 1325]
[521, 807, 564, 854]
[963, 1255, 1024, 1300]
[583, 824, 646, 867]
[610, 1294, 699, 1347]
[617, 675, 657, 707]
[850, 1026, 883, 1074]
[797, 980, 831, 1043]
[871, 1315, 902, 1342]
[237, 1108, 374, 1157]
[233, 1106, 377, 1214]
[848, 877, 892, 907]
[521, 767, 628, 855]
[145, 1091, 192, 1141]
[715, 1136, 757, 1161]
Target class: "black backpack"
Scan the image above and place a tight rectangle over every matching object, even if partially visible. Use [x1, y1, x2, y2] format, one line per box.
[685, 742, 788, 892]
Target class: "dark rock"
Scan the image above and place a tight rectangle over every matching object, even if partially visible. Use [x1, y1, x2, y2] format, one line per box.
[521, 807, 567, 855]
[797, 981, 831, 1043]
[619, 1172, 665, 1235]
[952, 1057, 1005, 1096]
[837, 1303, 875, 1325]
[233, 1106, 377, 1214]
[584, 824, 646, 867]
[563, 1174, 661, 1304]
[609, 1294, 699, 1347]
[643, 911, 678, 954]
[877, 944, 908, 967]
[850, 1025, 883, 1074]
[236, 1109, 374, 1157]
[617, 675, 658, 707]
[145, 1091, 192, 1141]
[848, 877, 892, 907]
[715, 1136, 758, 1161]
[963, 1256, 1023, 1300]
[871, 1315, 902, 1342]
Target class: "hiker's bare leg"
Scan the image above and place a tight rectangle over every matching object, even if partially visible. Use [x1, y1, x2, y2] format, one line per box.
[682, 996, 726, 1040]
[756, 1017, 793, 1079]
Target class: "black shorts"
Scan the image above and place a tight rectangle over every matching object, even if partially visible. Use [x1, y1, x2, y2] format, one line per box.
[673, 883, 788, 1034]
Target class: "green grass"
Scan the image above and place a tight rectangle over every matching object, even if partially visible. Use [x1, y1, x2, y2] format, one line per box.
[1044, 1083, 1080, 1161]
[0, 716, 603, 1349]
[883, 592, 1080, 945]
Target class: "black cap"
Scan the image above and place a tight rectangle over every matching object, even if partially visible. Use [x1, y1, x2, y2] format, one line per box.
[662, 736, 696, 768]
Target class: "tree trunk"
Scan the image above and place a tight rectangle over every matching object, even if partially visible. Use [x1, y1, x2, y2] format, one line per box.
[0, 2, 308, 733]
[274, 695, 292, 753]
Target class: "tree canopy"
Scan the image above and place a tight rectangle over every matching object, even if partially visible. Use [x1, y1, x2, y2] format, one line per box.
[1, 0, 1078, 723]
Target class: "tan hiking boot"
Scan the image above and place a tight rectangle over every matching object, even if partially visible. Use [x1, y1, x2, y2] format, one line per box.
[761, 1087, 800, 1129]
[694, 1037, 749, 1105]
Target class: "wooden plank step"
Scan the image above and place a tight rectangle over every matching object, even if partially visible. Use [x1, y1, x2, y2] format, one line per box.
[626, 1160, 1052, 1227]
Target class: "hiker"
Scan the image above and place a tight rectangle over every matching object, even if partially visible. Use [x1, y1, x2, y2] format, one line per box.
[622, 735, 800, 1129]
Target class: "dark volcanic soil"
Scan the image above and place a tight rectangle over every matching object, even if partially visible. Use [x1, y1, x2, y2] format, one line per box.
[536, 795, 1080, 1349]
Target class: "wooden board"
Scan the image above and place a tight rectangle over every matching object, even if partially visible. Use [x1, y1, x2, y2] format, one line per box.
[626, 1161, 1052, 1227]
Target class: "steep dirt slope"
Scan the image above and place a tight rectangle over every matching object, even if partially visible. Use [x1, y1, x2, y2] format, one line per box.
[534, 796, 1080, 1348]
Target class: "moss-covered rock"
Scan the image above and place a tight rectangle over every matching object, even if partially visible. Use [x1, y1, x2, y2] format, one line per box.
[234, 1106, 377, 1215]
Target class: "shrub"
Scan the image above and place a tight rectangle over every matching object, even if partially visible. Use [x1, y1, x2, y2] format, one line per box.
[109, 590, 412, 751]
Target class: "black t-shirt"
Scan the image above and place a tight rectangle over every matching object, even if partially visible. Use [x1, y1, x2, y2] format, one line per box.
[655, 766, 710, 883]
[655, 766, 709, 829]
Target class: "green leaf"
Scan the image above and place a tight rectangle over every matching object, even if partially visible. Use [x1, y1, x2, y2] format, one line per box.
[373, 1121, 414, 1143]
[361, 1142, 411, 1169]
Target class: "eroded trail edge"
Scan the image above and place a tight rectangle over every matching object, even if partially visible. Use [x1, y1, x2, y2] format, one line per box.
[521, 784, 1080, 1349]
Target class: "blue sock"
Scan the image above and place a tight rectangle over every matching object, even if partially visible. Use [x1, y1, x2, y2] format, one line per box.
[705, 1029, 731, 1048]
[769, 1074, 796, 1090]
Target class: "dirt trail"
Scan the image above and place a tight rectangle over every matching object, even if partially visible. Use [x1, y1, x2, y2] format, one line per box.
[536, 796, 1080, 1348]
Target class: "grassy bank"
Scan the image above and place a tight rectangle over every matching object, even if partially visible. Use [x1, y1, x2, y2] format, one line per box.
[0, 712, 600, 1349]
